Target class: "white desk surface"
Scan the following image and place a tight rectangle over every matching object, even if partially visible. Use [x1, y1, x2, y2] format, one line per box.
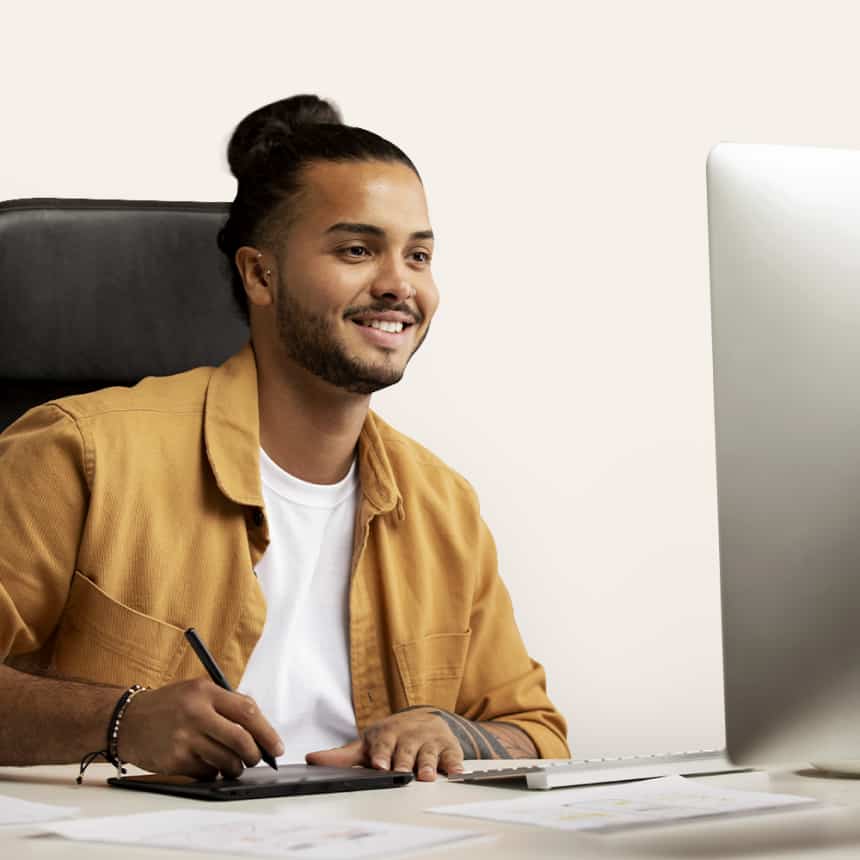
[3, 762, 860, 859]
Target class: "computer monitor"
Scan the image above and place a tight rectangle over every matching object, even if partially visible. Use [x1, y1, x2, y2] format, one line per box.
[707, 143, 860, 770]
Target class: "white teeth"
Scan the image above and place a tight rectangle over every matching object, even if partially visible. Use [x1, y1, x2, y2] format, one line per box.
[365, 320, 404, 333]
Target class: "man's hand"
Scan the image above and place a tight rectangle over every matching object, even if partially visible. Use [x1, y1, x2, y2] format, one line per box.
[119, 678, 284, 780]
[306, 707, 464, 781]
[306, 706, 537, 781]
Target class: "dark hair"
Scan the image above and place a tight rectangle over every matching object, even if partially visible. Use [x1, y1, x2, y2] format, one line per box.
[217, 94, 421, 322]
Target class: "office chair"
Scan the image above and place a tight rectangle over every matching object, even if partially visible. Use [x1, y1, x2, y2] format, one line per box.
[0, 198, 249, 431]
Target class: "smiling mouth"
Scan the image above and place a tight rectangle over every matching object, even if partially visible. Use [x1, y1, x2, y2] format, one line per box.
[351, 319, 414, 334]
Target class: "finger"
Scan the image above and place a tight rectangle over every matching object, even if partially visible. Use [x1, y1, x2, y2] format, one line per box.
[211, 690, 285, 759]
[438, 743, 465, 776]
[193, 736, 246, 780]
[204, 714, 262, 768]
[415, 743, 441, 782]
[391, 739, 421, 773]
[183, 755, 220, 782]
[305, 738, 364, 768]
[366, 730, 399, 770]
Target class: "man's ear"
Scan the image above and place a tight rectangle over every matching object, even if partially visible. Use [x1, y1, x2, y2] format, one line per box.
[235, 246, 274, 308]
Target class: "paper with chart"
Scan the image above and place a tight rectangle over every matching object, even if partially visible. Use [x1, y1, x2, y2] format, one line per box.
[429, 775, 818, 832]
[0, 794, 79, 826]
[41, 809, 487, 858]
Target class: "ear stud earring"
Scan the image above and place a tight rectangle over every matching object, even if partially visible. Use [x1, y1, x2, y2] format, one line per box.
[256, 252, 272, 279]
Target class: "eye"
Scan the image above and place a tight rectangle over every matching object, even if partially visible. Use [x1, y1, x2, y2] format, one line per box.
[411, 250, 432, 264]
[340, 245, 370, 259]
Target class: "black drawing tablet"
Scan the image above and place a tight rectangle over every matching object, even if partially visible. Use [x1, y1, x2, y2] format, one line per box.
[108, 763, 413, 801]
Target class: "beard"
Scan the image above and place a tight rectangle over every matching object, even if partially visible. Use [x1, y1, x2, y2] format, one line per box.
[274, 278, 428, 395]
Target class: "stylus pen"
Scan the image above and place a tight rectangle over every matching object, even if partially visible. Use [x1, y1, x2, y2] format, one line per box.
[184, 627, 279, 771]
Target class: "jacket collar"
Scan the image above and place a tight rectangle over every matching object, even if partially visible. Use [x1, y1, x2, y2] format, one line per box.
[204, 341, 403, 516]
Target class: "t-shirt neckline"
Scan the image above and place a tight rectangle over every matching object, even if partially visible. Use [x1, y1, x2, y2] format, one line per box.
[259, 447, 359, 509]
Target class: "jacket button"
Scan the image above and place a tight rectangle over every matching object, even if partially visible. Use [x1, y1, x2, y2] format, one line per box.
[251, 508, 264, 527]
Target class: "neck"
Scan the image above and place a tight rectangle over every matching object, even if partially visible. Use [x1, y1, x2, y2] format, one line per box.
[255, 350, 370, 485]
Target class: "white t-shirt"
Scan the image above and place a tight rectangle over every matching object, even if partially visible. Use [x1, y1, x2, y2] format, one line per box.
[238, 448, 359, 763]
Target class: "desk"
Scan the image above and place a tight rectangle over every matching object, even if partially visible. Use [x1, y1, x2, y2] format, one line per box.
[3, 763, 860, 859]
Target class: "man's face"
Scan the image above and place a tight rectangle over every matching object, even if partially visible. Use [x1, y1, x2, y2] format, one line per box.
[264, 159, 438, 395]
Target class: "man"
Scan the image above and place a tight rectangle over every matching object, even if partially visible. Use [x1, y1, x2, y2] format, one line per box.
[0, 95, 568, 781]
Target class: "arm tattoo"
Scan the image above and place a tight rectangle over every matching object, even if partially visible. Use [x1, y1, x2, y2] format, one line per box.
[430, 710, 481, 758]
[398, 705, 536, 759]
[485, 721, 538, 758]
[429, 710, 510, 759]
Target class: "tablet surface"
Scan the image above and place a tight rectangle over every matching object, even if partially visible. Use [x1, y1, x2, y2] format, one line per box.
[108, 764, 413, 801]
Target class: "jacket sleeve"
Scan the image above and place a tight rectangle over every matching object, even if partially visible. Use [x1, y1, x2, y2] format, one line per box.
[0, 404, 89, 660]
[455, 499, 570, 759]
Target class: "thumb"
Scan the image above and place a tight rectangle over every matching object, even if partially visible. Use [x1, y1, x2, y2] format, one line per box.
[305, 738, 365, 768]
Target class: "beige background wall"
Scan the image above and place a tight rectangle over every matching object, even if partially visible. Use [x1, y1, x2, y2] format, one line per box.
[2, 0, 857, 758]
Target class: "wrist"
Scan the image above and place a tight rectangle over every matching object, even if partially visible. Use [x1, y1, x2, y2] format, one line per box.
[77, 684, 149, 782]
[110, 684, 149, 767]
[79, 684, 127, 757]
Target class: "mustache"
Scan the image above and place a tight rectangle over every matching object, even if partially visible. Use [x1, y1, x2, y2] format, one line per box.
[344, 301, 423, 325]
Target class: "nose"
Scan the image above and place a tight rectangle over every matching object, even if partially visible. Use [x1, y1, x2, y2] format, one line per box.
[370, 258, 414, 303]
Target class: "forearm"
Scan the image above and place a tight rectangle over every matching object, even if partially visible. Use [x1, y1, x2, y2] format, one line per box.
[426, 709, 537, 759]
[0, 664, 122, 765]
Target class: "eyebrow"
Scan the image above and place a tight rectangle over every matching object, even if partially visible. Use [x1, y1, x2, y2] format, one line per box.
[325, 221, 434, 241]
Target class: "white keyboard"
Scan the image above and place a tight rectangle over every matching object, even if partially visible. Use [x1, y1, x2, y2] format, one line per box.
[450, 749, 747, 790]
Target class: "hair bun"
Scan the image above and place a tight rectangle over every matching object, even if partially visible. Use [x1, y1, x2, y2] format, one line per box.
[227, 94, 343, 181]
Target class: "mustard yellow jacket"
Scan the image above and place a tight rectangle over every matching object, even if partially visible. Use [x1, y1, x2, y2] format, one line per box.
[0, 344, 568, 758]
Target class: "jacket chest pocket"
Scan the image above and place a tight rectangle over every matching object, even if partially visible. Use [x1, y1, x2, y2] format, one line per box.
[393, 630, 471, 712]
[52, 571, 187, 688]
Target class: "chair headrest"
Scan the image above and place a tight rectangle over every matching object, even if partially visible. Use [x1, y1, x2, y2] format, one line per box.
[0, 198, 249, 382]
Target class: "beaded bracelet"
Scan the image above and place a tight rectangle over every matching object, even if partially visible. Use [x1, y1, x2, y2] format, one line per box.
[77, 684, 149, 784]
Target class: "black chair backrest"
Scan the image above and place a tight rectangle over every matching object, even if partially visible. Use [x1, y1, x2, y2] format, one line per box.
[0, 198, 249, 431]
